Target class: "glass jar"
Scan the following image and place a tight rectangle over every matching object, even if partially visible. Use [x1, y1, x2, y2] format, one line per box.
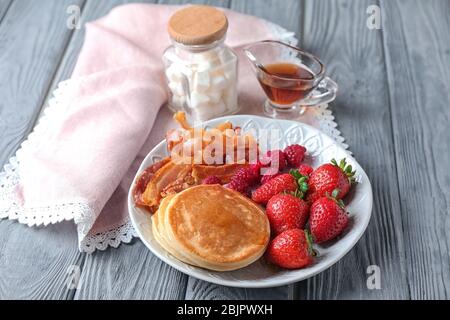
[163, 6, 239, 123]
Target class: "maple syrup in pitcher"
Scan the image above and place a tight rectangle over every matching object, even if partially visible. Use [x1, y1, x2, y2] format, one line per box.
[245, 40, 338, 119]
[258, 62, 315, 105]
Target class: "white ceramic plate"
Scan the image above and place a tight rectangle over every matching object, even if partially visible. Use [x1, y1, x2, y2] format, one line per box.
[128, 115, 373, 288]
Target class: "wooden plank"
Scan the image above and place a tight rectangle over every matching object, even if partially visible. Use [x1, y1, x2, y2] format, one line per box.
[74, 240, 188, 299]
[0, 0, 12, 22]
[230, 0, 302, 37]
[182, 0, 304, 300]
[0, 221, 84, 299]
[380, 0, 450, 299]
[0, 0, 86, 300]
[185, 283, 290, 300]
[294, 0, 410, 299]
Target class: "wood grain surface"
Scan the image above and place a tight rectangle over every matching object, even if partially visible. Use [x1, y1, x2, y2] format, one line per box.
[0, 0, 85, 300]
[380, 0, 450, 299]
[0, 0, 448, 300]
[0, 0, 12, 22]
[295, 0, 409, 299]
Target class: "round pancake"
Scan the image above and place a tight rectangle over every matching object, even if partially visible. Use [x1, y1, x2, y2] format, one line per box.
[164, 185, 270, 269]
[152, 195, 199, 265]
[155, 192, 253, 271]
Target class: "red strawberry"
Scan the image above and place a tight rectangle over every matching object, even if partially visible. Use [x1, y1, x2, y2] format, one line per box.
[260, 168, 280, 185]
[307, 158, 356, 202]
[310, 193, 349, 243]
[251, 174, 297, 205]
[202, 176, 221, 185]
[266, 194, 310, 236]
[261, 173, 280, 185]
[284, 144, 307, 167]
[263, 150, 287, 171]
[266, 229, 315, 269]
[298, 164, 313, 177]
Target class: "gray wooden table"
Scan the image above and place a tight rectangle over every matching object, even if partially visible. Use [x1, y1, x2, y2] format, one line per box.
[0, 0, 449, 300]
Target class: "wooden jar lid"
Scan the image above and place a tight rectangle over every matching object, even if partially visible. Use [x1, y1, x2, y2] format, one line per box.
[168, 5, 228, 46]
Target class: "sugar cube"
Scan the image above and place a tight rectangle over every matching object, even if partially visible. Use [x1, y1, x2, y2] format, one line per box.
[222, 60, 237, 81]
[194, 99, 227, 121]
[193, 70, 210, 93]
[223, 87, 238, 111]
[210, 74, 229, 91]
[191, 50, 219, 64]
[189, 91, 210, 109]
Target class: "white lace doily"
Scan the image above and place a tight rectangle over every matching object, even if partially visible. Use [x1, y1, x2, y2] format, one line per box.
[0, 22, 347, 254]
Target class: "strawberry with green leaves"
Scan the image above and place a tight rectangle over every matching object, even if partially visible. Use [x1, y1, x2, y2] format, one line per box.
[251, 173, 297, 205]
[252, 169, 309, 205]
[290, 169, 309, 199]
[309, 190, 349, 243]
[307, 158, 356, 203]
[266, 229, 316, 269]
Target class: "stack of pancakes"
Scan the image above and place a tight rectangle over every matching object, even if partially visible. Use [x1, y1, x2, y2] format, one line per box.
[152, 185, 270, 271]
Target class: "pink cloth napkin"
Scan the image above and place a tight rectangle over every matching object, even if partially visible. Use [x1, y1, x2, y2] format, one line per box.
[0, 4, 298, 252]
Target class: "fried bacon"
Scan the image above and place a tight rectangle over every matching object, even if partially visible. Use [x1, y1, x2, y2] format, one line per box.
[141, 161, 193, 213]
[133, 158, 170, 209]
[135, 160, 247, 214]
[167, 112, 257, 165]
[192, 164, 247, 185]
[133, 112, 259, 213]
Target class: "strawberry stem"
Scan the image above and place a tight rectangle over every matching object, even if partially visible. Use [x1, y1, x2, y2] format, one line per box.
[289, 169, 310, 199]
[331, 158, 357, 184]
[304, 230, 317, 257]
[327, 189, 346, 209]
[331, 188, 340, 198]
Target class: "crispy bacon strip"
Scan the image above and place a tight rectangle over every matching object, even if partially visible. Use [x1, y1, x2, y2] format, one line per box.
[134, 161, 248, 214]
[142, 162, 194, 213]
[134, 112, 260, 213]
[192, 164, 248, 184]
[168, 112, 257, 164]
[133, 158, 170, 209]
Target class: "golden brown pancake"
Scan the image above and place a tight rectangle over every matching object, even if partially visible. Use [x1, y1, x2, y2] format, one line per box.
[152, 195, 199, 265]
[141, 161, 249, 213]
[156, 185, 270, 271]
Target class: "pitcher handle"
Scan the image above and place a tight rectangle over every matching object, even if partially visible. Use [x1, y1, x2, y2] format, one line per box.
[301, 77, 338, 106]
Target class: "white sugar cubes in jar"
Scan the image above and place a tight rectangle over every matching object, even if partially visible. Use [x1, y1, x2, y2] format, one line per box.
[163, 5, 239, 122]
